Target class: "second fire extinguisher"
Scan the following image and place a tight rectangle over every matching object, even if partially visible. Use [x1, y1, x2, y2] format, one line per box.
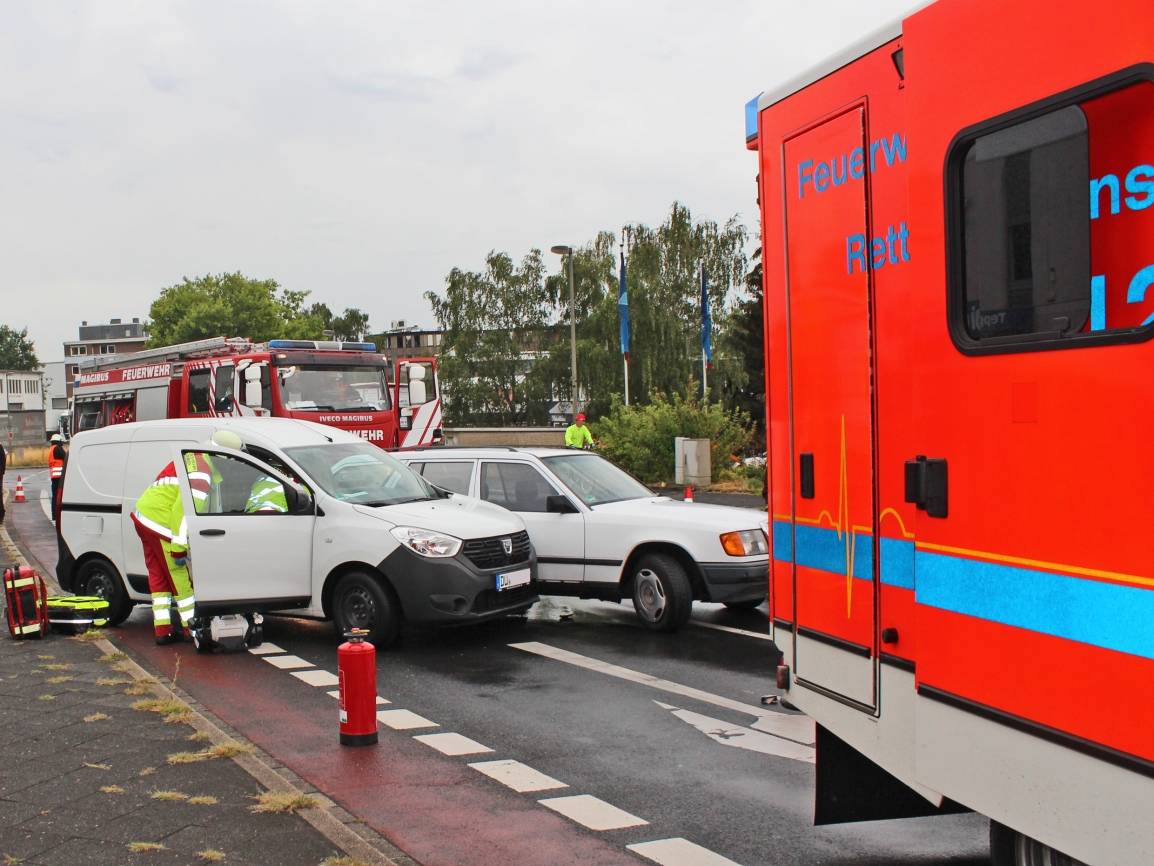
[337, 629, 378, 746]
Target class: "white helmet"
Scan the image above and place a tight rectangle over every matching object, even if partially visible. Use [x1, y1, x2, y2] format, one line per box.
[50, 433, 64, 443]
[209, 430, 244, 451]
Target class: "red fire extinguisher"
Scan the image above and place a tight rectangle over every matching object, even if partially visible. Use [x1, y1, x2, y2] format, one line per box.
[338, 629, 378, 746]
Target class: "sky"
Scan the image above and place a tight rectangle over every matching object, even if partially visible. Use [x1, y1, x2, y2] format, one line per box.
[0, 0, 923, 363]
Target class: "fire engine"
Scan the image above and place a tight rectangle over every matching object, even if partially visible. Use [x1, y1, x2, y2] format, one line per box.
[747, 0, 1152, 864]
[71, 336, 442, 449]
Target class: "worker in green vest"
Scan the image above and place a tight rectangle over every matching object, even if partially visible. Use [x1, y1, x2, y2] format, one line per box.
[564, 412, 594, 450]
[246, 476, 289, 513]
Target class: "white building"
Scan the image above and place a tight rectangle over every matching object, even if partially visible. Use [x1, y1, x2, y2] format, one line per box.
[0, 370, 47, 446]
[41, 361, 69, 434]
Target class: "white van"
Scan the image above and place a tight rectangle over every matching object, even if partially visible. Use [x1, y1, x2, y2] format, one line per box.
[56, 418, 537, 646]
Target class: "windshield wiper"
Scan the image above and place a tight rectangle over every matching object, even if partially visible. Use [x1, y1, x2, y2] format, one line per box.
[358, 496, 434, 507]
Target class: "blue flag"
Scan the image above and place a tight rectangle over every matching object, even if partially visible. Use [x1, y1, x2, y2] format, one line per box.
[701, 264, 712, 365]
[618, 250, 630, 358]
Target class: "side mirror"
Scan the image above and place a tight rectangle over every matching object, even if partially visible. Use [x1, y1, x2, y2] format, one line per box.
[546, 494, 578, 514]
[285, 483, 314, 515]
[408, 379, 428, 407]
[243, 380, 263, 408]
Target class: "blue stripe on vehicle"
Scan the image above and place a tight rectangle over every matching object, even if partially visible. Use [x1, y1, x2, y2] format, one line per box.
[772, 521, 873, 581]
[915, 551, 1154, 661]
[879, 537, 915, 589]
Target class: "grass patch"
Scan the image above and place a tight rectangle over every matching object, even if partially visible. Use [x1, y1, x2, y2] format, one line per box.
[167, 750, 210, 765]
[83, 712, 110, 723]
[320, 859, 373, 866]
[36, 654, 55, 660]
[96, 677, 130, 686]
[126, 841, 167, 853]
[249, 791, 319, 814]
[46, 675, 74, 684]
[100, 785, 124, 794]
[138, 766, 156, 777]
[3, 855, 23, 865]
[111, 661, 136, 673]
[187, 730, 211, 742]
[70, 630, 106, 642]
[196, 851, 226, 863]
[83, 762, 111, 771]
[131, 697, 191, 723]
[188, 795, 218, 806]
[37, 694, 54, 702]
[150, 790, 188, 802]
[123, 680, 155, 696]
[41, 662, 72, 670]
[98, 651, 127, 663]
[208, 742, 250, 759]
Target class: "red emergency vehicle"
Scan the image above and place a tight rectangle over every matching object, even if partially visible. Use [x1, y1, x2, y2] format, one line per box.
[747, 0, 1152, 863]
[71, 337, 442, 449]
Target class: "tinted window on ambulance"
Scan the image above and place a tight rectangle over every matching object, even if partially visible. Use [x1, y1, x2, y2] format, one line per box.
[950, 77, 1154, 351]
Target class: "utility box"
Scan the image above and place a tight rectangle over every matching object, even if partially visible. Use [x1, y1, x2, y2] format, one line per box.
[674, 438, 711, 487]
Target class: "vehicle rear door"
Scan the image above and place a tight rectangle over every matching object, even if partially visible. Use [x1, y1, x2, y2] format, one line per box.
[174, 447, 315, 613]
[478, 460, 584, 584]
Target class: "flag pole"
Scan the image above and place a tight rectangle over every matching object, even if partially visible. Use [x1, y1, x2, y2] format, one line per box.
[700, 262, 708, 400]
[621, 229, 631, 406]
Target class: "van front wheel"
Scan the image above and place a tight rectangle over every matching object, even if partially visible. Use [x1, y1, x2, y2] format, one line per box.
[332, 571, 401, 649]
[75, 558, 131, 626]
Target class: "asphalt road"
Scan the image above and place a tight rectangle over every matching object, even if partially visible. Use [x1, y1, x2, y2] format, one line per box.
[8, 471, 990, 866]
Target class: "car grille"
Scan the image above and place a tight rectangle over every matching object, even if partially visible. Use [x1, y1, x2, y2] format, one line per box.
[462, 530, 531, 570]
[473, 583, 537, 614]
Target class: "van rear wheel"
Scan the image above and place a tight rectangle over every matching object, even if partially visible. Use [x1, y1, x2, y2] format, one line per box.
[75, 558, 131, 626]
[332, 571, 401, 649]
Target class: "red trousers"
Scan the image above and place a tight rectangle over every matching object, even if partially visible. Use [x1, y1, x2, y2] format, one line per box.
[132, 514, 190, 638]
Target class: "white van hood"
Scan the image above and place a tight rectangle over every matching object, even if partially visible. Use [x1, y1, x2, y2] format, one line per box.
[353, 495, 525, 540]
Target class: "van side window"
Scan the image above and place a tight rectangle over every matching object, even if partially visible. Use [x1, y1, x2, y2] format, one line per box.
[480, 462, 553, 513]
[182, 451, 291, 516]
[419, 461, 473, 495]
[188, 369, 211, 414]
[948, 75, 1154, 352]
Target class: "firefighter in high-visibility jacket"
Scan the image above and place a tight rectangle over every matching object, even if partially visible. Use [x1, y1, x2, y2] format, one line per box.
[246, 476, 288, 514]
[48, 434, 67, 522]
[131, 433, 229, 644]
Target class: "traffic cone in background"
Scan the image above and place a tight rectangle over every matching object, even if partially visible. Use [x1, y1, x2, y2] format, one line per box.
[684, 485, 694, 503]
[14, 477, 25, 503]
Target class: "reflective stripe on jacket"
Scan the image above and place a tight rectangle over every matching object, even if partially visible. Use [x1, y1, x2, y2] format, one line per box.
[133, 453, 216, 553]
[48, 446, 66, 479]
[246, 476, 288, 513]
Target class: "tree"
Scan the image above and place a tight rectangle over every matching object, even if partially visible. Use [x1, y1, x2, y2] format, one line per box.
[0, 326, 39, 370]
[304, 304, 372, 341]
[425, 251, 551, 425]
[717, 248, 764, 451]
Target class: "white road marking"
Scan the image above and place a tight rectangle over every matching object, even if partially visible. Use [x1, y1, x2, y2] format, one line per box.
[539, 794, 648, 831]
[413, 732, 493, 756]
[468, 759, 568, 793]
[262, 654, 313, 670]
[327, 690, 390, 705]
[376, 709, 438, 730]
[248, 643, 286, 655]
[509, 641, 814, 745]
[628, 838, 744, 866]
[690, 620, 772, 641]
[655, 702, 814, 764]
[291, 669, 340, 687]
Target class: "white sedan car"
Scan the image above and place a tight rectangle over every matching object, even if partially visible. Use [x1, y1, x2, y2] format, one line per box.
[398, 447, 769, 632]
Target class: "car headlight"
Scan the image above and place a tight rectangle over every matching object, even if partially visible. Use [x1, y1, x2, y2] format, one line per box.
[720, 529, 769, 557]
[390, 526, 462, 558]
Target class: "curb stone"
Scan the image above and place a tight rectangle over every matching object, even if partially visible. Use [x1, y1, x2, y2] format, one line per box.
[1, 485, 416, 866]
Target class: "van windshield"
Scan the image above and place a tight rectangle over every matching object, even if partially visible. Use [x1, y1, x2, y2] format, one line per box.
[284, 442, 437, 506]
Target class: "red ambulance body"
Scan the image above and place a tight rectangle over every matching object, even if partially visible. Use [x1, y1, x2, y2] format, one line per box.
[747, 0, 1153, 863]
[72, 337, 442, 449]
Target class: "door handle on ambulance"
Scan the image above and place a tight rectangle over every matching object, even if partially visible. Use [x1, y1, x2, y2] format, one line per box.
[904, 456, 948, 518]
[199, 529, 226, 537]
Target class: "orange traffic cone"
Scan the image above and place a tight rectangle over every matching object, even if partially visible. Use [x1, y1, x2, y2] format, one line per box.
[14, 476, 25, 503]
[684, 485, 694, 503]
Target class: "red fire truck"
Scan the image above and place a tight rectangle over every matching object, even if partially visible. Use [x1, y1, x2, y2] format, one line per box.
[71, 337, 442, 449]
[747, 0, 1152, 863]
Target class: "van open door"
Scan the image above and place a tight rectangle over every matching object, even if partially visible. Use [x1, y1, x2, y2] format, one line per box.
[174, 447, 315, 614]
[395, 358, 443, 448]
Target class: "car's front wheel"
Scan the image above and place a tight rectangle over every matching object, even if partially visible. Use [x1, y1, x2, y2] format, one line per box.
[74, 557, 132, 626]
[332, 571, 401, 648]
[631, 553, 693, 632]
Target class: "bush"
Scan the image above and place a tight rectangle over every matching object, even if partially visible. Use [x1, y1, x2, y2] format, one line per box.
[591, 393, 752, 485]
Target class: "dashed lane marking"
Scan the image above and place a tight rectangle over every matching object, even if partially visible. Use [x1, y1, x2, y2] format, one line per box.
[262, 654, 314, 670]
[327, 690, 390, 705]
[248, 643, 287, 655]
[467, 759, 568, 793]
[509, 641, 814, 746]
[538, 794, 648, 831]
[291, 669, 340, 687]
[628, 838, 745, 866]
[690, 620, 772, 641]
[376, 709, 438, 730]
[413, 732, 493, 756]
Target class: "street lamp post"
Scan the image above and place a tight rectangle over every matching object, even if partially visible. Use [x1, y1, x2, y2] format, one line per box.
[550, 244, 578, 415]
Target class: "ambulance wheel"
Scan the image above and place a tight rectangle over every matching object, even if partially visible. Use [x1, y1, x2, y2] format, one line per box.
[630, 553, 693, 632]
[990, 821, 1084, 866]
[75, 558, 131, 626]
[332, 571, 400, 649]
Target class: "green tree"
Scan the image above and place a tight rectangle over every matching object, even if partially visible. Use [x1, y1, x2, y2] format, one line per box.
[304, 304, 371, 341]
[425, 250, 550, 425]
[716, 248, 764, 451]
[147, 273, 312, 346]
[0, 325, 39, 369]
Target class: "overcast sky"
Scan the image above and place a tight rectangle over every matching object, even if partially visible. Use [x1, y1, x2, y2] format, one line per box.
[1, 0, 922, 363]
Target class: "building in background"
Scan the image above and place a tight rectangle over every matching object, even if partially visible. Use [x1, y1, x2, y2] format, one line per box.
[1, 370, 47, 446]
[63, 318, 147, 398]
[372, 321, 443, 368]
[40, 361, 69, 436]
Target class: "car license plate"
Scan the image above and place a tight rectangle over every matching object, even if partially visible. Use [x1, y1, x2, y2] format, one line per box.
[496, 568, 531, 591]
